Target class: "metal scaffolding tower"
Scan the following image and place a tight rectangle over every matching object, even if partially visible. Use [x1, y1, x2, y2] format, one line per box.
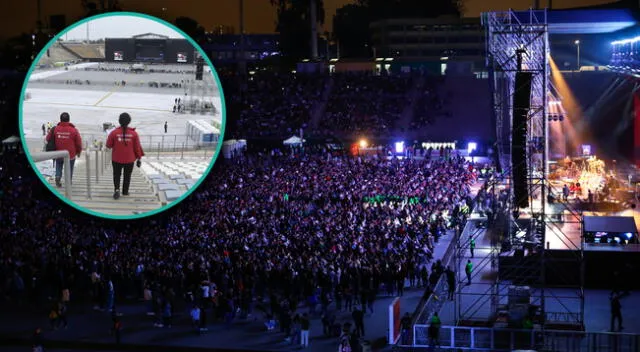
[182, 53, 219, 116]
[453, 9, 584, 332]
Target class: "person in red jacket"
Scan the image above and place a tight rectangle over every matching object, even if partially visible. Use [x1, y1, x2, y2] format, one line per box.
[106, 113, 144, 199]
[46, 112, 83, 187]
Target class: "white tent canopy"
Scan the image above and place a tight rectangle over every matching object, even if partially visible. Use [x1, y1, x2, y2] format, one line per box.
[2, 136, 19, 144]
[283, 135, 304, 146]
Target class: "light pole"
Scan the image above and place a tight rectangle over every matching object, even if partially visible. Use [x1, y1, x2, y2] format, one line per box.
[574, 39, 580, 71]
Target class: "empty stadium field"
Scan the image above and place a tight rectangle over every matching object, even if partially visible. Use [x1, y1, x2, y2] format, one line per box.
[20, 62, 223, 216]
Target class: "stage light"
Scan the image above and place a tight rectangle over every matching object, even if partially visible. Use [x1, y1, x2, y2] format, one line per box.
[624, 233, 633, 240]
[467, 142, 477, 155]
[395, 141, 404, 154]
[359, 139, 368, 148]
[574, 40, 580, 45]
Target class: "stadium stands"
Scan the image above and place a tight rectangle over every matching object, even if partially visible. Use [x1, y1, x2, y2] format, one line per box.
[223, 71, 488, 138]
[237, 72, 325, 137]
[61, 43, 105, 60]
[321, 73, 413, 135]
[36, 42, 81, 66]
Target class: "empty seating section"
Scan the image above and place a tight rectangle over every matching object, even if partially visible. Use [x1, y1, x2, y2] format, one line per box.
[63, 43, 105, 59]
[140, 160, 209, 201]
[38, 43, 80, 65]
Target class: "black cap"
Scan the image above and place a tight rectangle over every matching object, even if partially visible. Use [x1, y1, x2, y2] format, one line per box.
[119, 112, 131, 127]
[60, 112, 70, 122]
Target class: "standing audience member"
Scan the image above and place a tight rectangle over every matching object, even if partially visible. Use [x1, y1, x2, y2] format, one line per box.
[106, 112, 144, 199]
[46, 112, 82, 188]
[610, 292, 623, 331]
[300, 313, 310, 348]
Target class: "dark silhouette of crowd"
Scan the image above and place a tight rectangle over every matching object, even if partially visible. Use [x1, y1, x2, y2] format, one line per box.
[236, 72, 324, 137]
[219, 71, 453, 139]
[320, 73, 413, 136]
[0, 147, 476, 341]
[411, 76, 450, 129]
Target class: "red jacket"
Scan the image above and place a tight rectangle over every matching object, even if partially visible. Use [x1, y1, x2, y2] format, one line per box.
[46, 122, 83, 160]
[106, 127, 145, 164]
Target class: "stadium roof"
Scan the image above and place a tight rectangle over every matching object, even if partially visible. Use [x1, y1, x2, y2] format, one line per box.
[132, 33, 170, 39]
[502, 1, 639, 34]
[547, 9, 637, 34]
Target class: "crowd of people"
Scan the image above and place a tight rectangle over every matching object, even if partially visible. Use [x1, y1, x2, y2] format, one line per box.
[236, 72, 324, 137]
[320, 74, 413, 136]
[90, 63, 197, 74]
[0, 146, 478, 349]
[222, 71, 456, 139]
[411, 76, 450, 128]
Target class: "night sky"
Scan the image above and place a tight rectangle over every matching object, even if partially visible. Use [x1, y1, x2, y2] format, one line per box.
[0, 0, 617, 39]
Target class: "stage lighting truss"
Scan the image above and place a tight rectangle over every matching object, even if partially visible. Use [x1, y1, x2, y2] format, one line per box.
[468, 8, 586, 331]
[484, 9, 548, 169]
[547, 99, 566, 122]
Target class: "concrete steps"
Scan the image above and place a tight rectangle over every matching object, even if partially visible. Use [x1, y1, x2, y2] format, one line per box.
[46, 159, 164, 216]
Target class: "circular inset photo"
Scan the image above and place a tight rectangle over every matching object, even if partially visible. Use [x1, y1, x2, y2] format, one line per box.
[19, 12, 225, 219]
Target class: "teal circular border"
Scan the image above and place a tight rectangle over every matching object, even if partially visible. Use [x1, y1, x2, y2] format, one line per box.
[18, 11, 226, 221]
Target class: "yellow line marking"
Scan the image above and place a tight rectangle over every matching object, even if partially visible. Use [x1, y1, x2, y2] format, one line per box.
[93, 86, 120, 106]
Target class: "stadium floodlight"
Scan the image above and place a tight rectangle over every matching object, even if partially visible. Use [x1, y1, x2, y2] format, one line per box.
[359, 139, 368, 148]
[467, 142, 478, 155]
[395, 142, 404, 154]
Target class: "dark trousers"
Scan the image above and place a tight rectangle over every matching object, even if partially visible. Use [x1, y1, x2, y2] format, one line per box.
[355, 321, 365, 336]
[611, 311, 623, 331]
[112, 162, 134, 193]
[58, 314, 68, 328]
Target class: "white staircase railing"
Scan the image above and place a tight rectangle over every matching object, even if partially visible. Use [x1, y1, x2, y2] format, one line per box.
[31, 150, 73, 199]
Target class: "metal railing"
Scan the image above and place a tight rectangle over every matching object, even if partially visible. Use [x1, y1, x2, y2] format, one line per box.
[410, 325, 640, 351]
[31, 150, 72, 199]
[82, 134, 218, 153]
